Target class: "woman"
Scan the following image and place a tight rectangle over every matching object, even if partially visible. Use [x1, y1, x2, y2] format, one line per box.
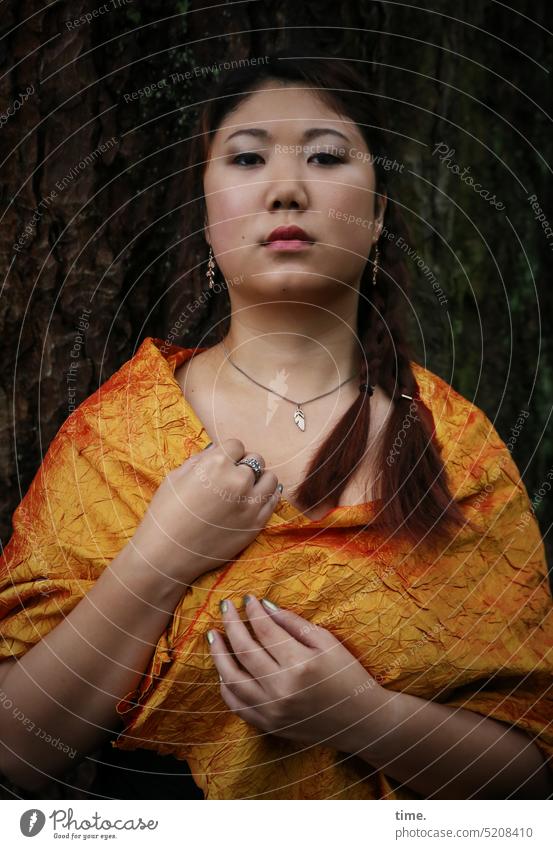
[1, 56, 552, 800]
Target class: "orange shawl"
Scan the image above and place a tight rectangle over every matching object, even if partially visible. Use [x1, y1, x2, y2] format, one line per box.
[1, 336, 552, 799]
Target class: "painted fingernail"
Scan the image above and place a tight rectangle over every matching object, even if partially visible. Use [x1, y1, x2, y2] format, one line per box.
[206, 630, 215, 644]
[218, 674, 223, 683]
[202, 442, 214, 451]
[219, 599, 229, 614]
[277, 483, 283, 494]
[261, 598, 279, 611]
[243, 594, 254, 606]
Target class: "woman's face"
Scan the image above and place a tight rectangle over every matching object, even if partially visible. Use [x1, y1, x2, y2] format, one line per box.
[202, 82, 385, 300]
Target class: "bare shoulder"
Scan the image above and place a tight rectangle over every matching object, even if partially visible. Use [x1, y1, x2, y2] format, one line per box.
[174, 344, 221, 394]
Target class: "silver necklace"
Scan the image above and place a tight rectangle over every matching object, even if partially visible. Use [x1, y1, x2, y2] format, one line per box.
[221, 340, 359, 431]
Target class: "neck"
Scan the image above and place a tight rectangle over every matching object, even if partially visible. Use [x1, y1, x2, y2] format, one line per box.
[218, 303, 362, 398]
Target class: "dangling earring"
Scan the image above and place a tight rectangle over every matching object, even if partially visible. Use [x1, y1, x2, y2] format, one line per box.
[372, 242, 380, 287]
[206, 246, 216, 289]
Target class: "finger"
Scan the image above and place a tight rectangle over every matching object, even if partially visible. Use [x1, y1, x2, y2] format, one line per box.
[207, 628, 265, 704]
[254, 480, 283, 522]
[219, 683, 273, 733]
[241, 595, 316, 666]
[251, 469, 278, 496]
[219, 599, 279, 681]
[252, 469, 278, 498]
[253, 595, 336, 651]
[219, 437, 248, 463]
[248, 472, 279, 509]
[176, 439, 216, 473]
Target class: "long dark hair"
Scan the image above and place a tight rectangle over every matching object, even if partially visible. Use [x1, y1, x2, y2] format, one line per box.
[179, 53, 469, 545]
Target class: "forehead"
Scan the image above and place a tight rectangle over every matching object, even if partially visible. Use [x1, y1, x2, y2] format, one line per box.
[213, 83, 365, 147]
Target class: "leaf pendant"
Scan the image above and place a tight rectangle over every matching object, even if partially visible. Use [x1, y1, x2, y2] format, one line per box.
[294, 405, 305, 431]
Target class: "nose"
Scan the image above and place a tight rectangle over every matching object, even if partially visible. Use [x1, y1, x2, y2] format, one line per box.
[264, 158, 309, 211]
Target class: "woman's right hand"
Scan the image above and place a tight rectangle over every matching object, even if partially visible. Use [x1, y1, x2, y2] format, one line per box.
[129, 439, 282, 585]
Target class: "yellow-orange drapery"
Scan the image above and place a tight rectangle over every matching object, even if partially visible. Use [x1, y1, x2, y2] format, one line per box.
[1, 336, 552, 799]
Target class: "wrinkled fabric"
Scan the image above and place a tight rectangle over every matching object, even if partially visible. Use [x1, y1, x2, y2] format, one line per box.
[1, 336, 552, 800]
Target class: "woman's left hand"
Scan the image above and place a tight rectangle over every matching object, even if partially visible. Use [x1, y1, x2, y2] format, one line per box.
[206, 594, 390, 752]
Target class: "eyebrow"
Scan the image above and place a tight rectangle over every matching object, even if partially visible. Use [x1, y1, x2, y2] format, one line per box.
[223, 127, 353, 145]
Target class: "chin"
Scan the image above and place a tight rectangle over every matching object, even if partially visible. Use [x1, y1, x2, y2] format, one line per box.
[252, 271, 334, 290]
[247, 284, 341, 308]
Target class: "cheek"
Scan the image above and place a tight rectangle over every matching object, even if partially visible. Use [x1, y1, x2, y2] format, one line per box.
[203, 204, 240, 258]
[205, 180, 256, 239]
[323, 174, 376, 254]
[331, 216, 374, 260]
[222, 191, 252, 223]
[322, 165, 374, 210]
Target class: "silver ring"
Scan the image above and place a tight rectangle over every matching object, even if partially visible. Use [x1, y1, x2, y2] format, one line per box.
[235, 456, 264, 485]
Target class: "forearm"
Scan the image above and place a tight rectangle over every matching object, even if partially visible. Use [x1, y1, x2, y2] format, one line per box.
[350, 689, 553, 799]
[0, 543, 188, 792]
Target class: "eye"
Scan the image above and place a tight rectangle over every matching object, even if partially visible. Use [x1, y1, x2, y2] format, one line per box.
[310, 152, 343, 165]
[231, 152, 264, 166]
[230, 151, 345, 167]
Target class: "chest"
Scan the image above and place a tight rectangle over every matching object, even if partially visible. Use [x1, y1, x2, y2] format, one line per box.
[175, 355, 386, 518]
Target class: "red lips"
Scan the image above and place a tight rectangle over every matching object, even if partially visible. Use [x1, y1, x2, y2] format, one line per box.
[264, 225, 314, 244]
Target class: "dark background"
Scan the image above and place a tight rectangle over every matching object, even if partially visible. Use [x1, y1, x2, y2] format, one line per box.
[1, 0, 552, 797]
